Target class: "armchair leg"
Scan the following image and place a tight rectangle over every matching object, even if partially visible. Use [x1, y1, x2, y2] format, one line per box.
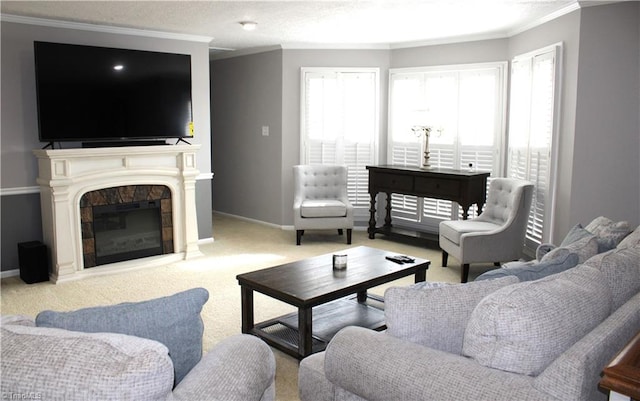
[442, 251, 448, 267]
[461, 264, 470, 283]
[338, 229, 344, 235]
[346, 229, 352, 244]
[296, 230, 303, 246]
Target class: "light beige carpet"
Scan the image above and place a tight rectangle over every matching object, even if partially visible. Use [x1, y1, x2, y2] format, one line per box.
[1, 213, 497, 400]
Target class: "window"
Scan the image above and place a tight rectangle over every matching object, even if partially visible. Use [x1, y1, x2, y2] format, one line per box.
[388, 62, 507, 231]
[507, 44, 562, 249]
[300, 68, 379, 214]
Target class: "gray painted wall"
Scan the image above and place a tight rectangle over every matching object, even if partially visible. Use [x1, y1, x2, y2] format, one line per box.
[0, 20, 214, 272]
[210, 50, 283, 224]
[572, 2, 640, 233]
[391, 38, 508, 68]
[210, 3, 640, 242]
[211, 48, 391, 227]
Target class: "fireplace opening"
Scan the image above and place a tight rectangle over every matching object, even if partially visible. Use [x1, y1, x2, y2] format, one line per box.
[80, 185, 174, 269]
[93, 200, 163, 266]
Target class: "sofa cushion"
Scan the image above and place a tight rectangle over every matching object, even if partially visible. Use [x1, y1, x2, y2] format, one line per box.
[384, 276, 518, 355]
[1, 314, 35, 327]
[1, 324, 173, 401]
[36, 287, 208, 385]
[541, 233, 598, 264]
[584, 247, 640, 310]
[585, 216, 632, 253]
[462, 265, 611, 376]
[474, 249, 579, 282]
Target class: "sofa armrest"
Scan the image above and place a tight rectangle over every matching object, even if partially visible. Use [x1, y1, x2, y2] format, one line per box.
[170, 334, 275, 401]
[323, 327, 549, 401]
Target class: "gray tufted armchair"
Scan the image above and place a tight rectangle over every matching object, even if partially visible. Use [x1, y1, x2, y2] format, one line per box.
[293, 165, 354, 245]
[439, 177, 534, 282]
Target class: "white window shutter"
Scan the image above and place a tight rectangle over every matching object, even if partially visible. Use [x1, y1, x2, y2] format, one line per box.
[389, 63, 506, 228]
[301, 68, 379, 213]
[507, 45, 560, 248]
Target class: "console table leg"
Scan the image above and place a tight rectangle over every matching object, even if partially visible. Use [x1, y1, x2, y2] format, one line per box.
[462, 206, 470, 220]
[368, 193, 377, 239]
[384, 192, 392, 227]
[298, 307, 313, 358]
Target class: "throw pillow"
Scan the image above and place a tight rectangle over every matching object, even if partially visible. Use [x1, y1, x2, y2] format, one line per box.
[536, 243, 556, 261]
[475, 250, 579, 282]
[585, 216, 632, 253]
[384, 276, 518, 355]
[559, 224, 592, 247]
[36, 287, 209, 385]
[1, 324, 174, 401]
[617, 225, 640, 250]
[541, 233, 598, 264]
[462, 265, 611, 376]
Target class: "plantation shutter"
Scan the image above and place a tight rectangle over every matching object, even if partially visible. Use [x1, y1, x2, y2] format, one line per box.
[388, 63, 505, 231]
[301, 69, 379, 210]
[507, 46, 560, 247]
[388, 73, 422, 221]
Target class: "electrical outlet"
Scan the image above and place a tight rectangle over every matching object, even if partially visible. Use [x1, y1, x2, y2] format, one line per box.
[262, 126, 269, 136]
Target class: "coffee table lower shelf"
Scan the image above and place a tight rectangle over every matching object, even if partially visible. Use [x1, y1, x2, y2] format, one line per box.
[250, 295, 386, 359]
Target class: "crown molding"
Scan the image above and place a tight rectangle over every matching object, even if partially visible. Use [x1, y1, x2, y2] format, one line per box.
[209, 45, 283, 60]
[508, 2, 582, 37]
[389, 31, 509, 50]
[0, 14, 213, 43]
[280, 42, 391, 50]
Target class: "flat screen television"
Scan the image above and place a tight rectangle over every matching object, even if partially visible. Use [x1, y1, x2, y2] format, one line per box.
[34, 41, 193, 146]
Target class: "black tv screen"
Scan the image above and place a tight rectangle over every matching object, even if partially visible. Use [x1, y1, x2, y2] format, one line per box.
[34, 41, 193, 144]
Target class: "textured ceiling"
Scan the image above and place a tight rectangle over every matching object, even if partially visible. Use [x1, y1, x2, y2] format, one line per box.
[1, 1, 588, 55]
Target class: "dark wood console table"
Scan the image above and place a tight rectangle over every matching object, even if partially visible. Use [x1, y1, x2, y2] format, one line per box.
[367, 165, 490, 244]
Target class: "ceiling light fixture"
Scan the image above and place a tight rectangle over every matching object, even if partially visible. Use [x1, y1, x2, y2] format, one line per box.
[240, 21, 258, 31]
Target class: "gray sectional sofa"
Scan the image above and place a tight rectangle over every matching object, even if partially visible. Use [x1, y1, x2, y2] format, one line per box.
[298, 220, 640, 401]
[1, 288, 276, 401]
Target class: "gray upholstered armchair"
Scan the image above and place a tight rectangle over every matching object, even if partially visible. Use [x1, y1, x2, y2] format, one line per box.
[293, 165, 354, 245]
[439, 177, 534, 282]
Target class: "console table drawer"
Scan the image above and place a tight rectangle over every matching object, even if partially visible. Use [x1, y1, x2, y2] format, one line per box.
[373, 173, 413, 192]
[415, 177, 460, 198]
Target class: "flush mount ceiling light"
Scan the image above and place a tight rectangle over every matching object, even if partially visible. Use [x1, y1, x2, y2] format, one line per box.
[239, 21, 258, 31]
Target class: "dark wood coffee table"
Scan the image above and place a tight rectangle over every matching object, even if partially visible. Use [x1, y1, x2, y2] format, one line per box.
[236, 246, 430, 359]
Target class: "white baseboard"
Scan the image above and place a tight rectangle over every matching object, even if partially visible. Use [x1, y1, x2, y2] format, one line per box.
[1, 269, 20, 279]
[213, 211, 287, 230]
[198, 237, 215, 245]
[213, 211, 368, 231]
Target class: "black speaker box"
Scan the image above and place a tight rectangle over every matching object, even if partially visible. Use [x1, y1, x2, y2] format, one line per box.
[18, 241, 49, 284]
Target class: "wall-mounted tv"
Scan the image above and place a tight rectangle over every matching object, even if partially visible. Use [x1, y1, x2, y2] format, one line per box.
[34, 41, 193, 146]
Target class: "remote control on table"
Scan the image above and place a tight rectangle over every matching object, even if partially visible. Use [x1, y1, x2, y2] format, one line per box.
[385, 255, 405, 264]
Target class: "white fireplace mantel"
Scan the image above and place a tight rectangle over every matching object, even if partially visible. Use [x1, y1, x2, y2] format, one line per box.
[33, 144, 202, 283]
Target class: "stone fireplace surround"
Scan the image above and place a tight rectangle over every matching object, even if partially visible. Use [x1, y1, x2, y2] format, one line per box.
[34, 145, 202, 283]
